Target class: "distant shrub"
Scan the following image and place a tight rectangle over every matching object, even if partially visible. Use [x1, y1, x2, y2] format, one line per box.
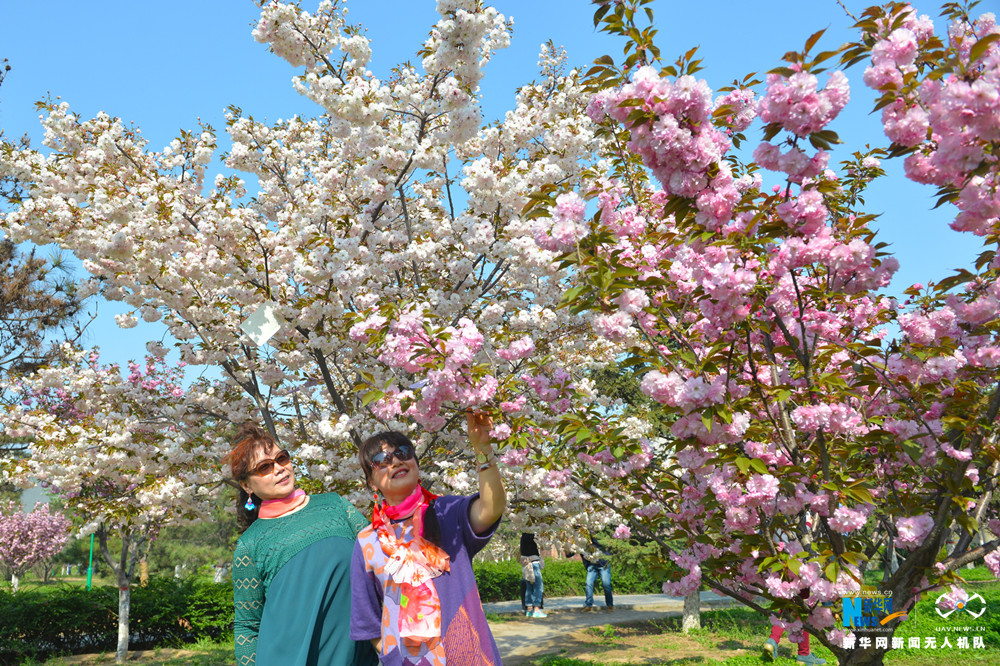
[0, 577, 232, 665]
[473, 543, 663, 603]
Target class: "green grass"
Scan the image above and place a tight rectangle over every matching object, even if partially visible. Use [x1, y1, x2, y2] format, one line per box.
[527, 575, 1000, 665]
[34, 637, 236, 665]
[17, 569, 1000, 665]
[0, 574, 118, 593]
[883, 583, 1000, 662]
[530, 655, 733, 666]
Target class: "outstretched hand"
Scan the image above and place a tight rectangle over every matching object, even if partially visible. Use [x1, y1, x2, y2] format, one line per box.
[466, 409, 505, 535]
[467, 410, 493, 449]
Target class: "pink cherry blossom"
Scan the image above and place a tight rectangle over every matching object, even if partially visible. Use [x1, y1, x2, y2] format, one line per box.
[895, 514, 934, 549]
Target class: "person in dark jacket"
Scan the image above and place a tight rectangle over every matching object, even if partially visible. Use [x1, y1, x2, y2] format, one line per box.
[520, 533, 546, 618]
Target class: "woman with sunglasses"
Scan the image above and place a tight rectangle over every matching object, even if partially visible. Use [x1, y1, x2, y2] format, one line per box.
[350, 411, 507, 665]
[227, 422, 378, 666]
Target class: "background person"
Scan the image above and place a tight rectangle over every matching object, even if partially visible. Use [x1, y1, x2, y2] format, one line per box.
[227, 422, 377, 666]
[763, 619, 826, 665]
[520, 532, 546, 618]
[350, 412, 506, 664]
[762, 524, 825, 665]
[581, 534, 613, 611]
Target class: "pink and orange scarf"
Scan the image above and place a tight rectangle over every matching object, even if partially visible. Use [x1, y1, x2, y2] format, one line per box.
[373, 485, 450, 644]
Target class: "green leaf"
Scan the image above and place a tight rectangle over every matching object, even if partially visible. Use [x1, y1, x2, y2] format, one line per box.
[825, 561, 839, 582]
[849, 486, 875, 504]
[593, 3, 611, 28]
[809, 134, 832, 151]
[969, 33, 1000, 64]
[360, 390, 383, 408]
[812, 49, 841, 65]
[804, 29, 827, 53]
[761, 123, 782, 142]
[620, 355, 652, 368]
[560, 284, 589, 305]
[932, 189, 960, 209]
[750, 458, 768, 475]
[902, 440, 923, 463]
[975, 250, 995, 270]
[935, 269, 975, 292]
[735, 457, 751, 474]
[955, 513, 978, 535]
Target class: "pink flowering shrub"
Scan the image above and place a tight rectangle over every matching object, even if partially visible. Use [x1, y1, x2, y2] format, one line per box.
[0, 502, 70, 591]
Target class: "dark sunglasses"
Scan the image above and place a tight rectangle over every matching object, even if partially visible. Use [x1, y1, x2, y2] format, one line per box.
[250, 450, 291, 477]
[371, 444, 415, 470]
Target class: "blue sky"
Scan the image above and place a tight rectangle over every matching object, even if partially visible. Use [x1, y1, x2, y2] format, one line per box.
[0, 0, 984, 371]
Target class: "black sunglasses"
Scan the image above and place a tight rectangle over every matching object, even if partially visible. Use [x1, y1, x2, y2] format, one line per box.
[371, 444, 415, 470]
[250, 450, 291, 477]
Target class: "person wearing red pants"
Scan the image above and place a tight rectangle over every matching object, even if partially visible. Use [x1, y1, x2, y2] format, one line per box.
[763, 624, 826, 664]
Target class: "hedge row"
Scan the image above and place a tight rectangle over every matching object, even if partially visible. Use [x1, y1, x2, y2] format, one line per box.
[0, 578, 232, 665]
[472, 556, 662, 602]
[1, 557, 660, 663]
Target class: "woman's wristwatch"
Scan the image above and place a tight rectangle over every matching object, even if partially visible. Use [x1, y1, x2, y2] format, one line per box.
[475, 449, 496, 471]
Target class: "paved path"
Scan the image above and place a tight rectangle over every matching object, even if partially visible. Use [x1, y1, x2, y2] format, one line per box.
[483, 591, 735, 664]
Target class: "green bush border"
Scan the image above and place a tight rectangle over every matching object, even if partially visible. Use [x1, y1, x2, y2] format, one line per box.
[0, 578, 233, 665]
[473, 556, 661, 603]
[0, 554, 661, 663]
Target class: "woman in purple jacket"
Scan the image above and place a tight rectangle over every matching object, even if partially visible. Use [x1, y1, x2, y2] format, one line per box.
[349, 413, 506, 665]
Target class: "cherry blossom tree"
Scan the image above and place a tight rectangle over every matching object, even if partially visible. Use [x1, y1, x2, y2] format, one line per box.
[0, 0, 623, 542]
[0, 347, 246, 663]
[0, 500, 70, 592]
[4, 3, 995, 663]
[1, 56, 88, 459]
[526, 1, 1000, 664]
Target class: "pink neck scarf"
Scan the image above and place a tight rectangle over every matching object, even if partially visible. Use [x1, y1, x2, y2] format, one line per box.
[379, 485, 436, 538]
[259, 489, 307, 518]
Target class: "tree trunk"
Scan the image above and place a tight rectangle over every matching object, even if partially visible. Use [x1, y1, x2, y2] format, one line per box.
[10, 572, 19, 594]
[682, 590, 700, 634]
[96, 524, 141, 665]
[116, 577, 131, 664]
[967, 532, 982, 569]
[885, 543, 898, 576]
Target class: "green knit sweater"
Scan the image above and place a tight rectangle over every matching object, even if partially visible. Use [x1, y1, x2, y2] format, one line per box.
[232, 492, 374, 666]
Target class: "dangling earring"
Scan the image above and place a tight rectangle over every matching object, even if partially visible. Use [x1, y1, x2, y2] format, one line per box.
[244, 495, 256, 511]
[372, 490, 379, 504]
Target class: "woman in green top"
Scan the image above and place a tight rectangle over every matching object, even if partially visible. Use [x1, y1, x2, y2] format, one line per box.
[227, 422, 378, 666]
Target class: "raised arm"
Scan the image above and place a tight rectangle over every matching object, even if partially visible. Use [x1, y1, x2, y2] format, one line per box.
[467, 411, 507, 535]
